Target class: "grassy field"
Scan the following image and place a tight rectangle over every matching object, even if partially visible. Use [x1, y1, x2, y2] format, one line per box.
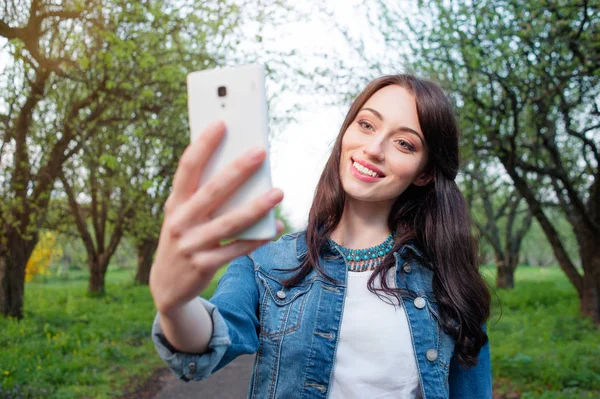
[0, 268, 225, 399]
[1, 266, 599, 398]
[483, 266, 600, 398]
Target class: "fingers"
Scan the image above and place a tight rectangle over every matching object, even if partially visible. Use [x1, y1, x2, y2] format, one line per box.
[168, 146, 268, 236]
[176, 188, 284, 253]
[189, 239, 270, 273]
[169, 121, 226, 211]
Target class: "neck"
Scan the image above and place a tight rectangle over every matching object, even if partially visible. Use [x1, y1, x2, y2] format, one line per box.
[329, 198, 393, 249]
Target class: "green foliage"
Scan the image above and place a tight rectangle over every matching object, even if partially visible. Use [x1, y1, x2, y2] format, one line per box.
[486, 266, 600, 397]
[0, 268, 224, 398]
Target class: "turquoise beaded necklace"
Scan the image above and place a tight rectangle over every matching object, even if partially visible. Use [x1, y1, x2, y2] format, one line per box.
[329, 232, 396, 272]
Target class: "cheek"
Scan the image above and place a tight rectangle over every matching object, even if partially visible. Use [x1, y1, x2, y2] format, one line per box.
[387, 156, 424, 180]
[341, 128, 363, 149]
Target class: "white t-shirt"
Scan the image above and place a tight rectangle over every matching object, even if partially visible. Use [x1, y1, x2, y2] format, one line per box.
[329, 268, 422, 399]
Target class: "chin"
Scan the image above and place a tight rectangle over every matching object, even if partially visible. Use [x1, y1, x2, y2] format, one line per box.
[342, 185, 391, 203]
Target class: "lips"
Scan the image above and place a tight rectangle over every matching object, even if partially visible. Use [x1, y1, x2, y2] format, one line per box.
[351, 157, 386, 177]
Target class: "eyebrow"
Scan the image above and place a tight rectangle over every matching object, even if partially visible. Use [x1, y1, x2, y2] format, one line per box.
[360, 107, 425, 146]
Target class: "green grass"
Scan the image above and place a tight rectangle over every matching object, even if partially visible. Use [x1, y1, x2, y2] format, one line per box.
[0, 268, 224, 399]
[484, 265, 600, 398]
[1, 265, 599, 398]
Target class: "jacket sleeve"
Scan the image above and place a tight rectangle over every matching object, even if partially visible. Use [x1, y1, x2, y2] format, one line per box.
[151, 254, 260, 381]
[448, 329, 492, 398]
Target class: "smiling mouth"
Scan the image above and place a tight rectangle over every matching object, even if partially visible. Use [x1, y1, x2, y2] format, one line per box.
[351, 158, 385, 178]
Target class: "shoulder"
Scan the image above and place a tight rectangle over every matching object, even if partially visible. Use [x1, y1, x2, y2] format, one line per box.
[249, 230, 306, 273]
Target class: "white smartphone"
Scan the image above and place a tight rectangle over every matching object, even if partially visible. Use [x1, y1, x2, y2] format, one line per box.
[186, 64, 276, 240]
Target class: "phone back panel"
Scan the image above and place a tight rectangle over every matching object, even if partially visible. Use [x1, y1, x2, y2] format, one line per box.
[187, 64, 275, 239]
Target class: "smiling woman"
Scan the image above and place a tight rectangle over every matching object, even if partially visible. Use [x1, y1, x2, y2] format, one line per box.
[149, 74, 492, 399]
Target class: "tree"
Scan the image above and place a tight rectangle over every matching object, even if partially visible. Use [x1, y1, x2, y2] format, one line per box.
[463, 161, 533, 288]
[0, 0, 112, 317]
[388, 0, 600, 321]
[0, 0, 256, 313]
[55, 0, 247, 293]
[127, 75, 190, 286]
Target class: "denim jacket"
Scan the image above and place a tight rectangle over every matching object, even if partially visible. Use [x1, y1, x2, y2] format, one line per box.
[152, 231, 492, 399]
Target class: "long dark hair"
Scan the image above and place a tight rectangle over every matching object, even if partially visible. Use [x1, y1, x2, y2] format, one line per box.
[281, 74, 490, 367]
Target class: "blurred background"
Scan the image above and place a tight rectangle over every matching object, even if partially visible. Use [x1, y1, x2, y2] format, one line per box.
[0, 0, 598, 398]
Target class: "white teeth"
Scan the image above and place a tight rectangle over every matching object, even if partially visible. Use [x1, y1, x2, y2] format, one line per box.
[353, 161, 379, 177]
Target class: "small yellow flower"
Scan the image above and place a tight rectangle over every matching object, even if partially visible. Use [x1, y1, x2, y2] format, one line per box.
[3, 371, 9, 375]
[37, 365, 41, 370]
[20, 329, 24, 334]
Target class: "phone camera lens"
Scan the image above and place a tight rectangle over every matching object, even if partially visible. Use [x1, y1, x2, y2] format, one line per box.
[218, 86, 227, 97]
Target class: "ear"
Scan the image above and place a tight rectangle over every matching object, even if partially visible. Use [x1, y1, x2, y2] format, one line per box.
[413, 171, 434, 187]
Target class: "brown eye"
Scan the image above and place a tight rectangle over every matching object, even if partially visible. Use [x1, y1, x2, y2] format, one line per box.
[358, 120, 374, 131]
[396, 139, 415, 152]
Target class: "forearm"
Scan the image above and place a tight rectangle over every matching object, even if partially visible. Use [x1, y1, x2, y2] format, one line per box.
[158, 296, 214, 353]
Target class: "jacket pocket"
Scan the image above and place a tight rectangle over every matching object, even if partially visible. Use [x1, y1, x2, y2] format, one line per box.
[257, 272, 313, 338]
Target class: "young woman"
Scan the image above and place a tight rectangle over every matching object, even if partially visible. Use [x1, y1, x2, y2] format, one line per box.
[149, 74, 492, 399]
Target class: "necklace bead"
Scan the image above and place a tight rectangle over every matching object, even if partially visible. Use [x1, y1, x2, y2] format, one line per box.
[329, 232, 396, 272]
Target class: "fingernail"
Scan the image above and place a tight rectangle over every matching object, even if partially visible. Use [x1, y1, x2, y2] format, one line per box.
[267, 188, 282, 201]
[208, 120, 224, 132]
[248, 147, 265, 161]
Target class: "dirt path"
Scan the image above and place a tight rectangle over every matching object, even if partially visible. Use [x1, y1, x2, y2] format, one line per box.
[120, 355, 255, 399]
[122, 356, 523, 398]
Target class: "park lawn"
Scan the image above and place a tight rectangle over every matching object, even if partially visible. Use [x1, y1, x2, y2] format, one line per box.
[483, 266, 600, 398]
[1, 265, 599, 398]
[0, 268, 225, 399]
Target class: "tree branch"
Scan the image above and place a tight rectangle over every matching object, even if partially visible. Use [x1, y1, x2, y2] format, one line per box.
[58, 170, 97, 260]
[499, 150, 583, 293]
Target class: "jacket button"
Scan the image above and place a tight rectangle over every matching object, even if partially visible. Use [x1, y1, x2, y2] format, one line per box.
[188, 362, 196, 373]
[413, 297, 426, 309]
[426, 349, 438, 361]
[276, 290, 286, 299]
[402, 262, 411, 273]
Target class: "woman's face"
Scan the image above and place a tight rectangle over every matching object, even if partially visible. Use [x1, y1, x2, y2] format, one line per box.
[339, 85, 431, 205]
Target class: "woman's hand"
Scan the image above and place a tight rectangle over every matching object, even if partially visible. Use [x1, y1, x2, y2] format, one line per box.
[150, 120, 284, 315]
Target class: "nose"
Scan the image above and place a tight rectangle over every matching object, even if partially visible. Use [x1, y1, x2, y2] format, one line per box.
[362, 137, 385, 162]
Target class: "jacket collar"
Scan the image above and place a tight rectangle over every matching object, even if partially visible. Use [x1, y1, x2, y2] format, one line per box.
[295, 231, 308, 260]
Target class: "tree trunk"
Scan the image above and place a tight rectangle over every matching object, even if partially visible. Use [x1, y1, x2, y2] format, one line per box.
[88, 256, 106, 294]
[496, 258, 515, 289]
[0, 227, 38, 318]
[580, 278, 600, 324]
[135, 238, 158, 285]
[580, 237, 600, 324]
